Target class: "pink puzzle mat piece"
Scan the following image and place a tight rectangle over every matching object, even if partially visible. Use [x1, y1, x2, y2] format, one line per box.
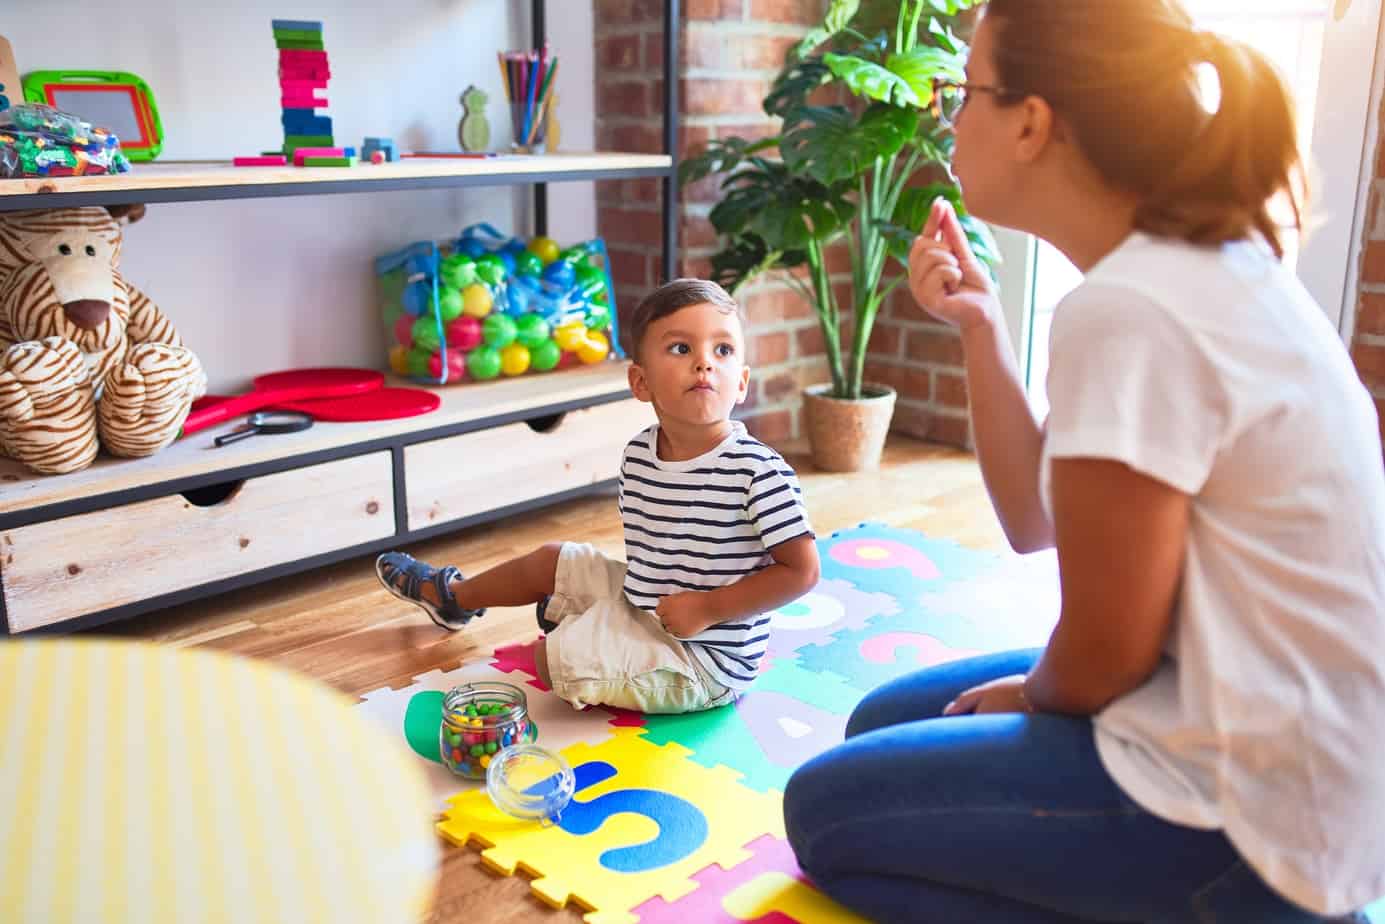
[633, 834, 864, 923]
[491, 638, 646, 728]
[859, 631, 982, 667]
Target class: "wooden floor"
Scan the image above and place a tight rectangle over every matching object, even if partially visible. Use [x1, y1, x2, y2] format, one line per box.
[103, 434, 1004, 923]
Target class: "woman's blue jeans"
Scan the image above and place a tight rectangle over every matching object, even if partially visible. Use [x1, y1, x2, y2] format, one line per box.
[782, 649, 1357, 923]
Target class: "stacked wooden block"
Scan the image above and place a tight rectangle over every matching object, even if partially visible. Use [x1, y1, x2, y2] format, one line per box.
[275, 19, 351, 165]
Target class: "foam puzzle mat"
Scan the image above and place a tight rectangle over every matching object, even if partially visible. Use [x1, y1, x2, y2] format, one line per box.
[356, 522, 1385, 923]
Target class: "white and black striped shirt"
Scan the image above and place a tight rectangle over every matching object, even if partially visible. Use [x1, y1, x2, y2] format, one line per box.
[618, 422, 814, 691]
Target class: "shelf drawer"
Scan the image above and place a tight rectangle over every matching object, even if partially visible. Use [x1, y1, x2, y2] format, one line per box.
[405, 398, 653, 531]
[1, 452, 394, 632]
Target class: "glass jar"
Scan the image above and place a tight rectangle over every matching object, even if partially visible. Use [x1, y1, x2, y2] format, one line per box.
[438, 681, 538, 780]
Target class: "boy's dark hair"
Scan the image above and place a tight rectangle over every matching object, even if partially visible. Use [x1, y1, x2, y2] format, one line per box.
[620, 278, 742, 361]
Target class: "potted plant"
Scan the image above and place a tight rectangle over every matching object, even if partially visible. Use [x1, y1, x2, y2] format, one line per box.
[680, 0, 999, 471]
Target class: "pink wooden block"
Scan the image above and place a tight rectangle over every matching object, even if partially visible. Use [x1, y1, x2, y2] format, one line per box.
[281, 97, 327, 109]
[280, 77, 329, 91]
[279, 49, 328, 64]
[280, 67, 331, 80]
[233, 155, 288, 167]
[291, 146, 346, 165]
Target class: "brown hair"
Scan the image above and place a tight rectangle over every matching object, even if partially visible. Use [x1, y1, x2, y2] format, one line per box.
[983, 0, 1306, 259]
[621, 278, 742, 360]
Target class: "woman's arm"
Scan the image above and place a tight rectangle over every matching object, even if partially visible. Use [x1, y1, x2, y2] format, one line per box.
[1023, 457, 1189, 715]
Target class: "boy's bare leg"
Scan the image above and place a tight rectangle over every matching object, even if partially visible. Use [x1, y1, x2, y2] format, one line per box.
[386, 542, 561, 609]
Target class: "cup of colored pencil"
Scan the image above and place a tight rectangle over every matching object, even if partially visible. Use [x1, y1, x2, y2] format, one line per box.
[498, 45, 558, 154]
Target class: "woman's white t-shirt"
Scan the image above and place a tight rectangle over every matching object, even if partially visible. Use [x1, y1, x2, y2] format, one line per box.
[1038, 232, 1385, 915]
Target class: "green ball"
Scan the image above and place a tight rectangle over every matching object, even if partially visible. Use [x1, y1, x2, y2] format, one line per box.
[437, 288, 464, 322]
[585, 304, 610, 331]
[406, 347, 432, 377]
[529, 338, 561, 371]
[467, 346, 502, 380]
[441, 254, 476, 289]
[475, 253, 507, 287]
[515, 313, 551, 348]
[515, 251, 544, 277]
[574, 262, 605, 296]
[411, 317, 442, 353]
[381, 300, 403, 326]
[482, 313, 517, 348]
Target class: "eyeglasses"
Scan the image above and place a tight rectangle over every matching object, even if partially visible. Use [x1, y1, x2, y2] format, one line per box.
[930, 79, 1018, 129]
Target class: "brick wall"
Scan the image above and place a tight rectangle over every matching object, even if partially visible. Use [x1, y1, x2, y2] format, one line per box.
[1352, 122, 1385, 452]
[594, 0, 972, 448]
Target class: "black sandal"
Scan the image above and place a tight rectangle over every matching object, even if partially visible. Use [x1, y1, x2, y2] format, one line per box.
[375, 551, 484, 631]
[536, 594, 557, 634]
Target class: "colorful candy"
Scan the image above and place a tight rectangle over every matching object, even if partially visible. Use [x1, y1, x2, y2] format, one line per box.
[437, 683, 539, 780]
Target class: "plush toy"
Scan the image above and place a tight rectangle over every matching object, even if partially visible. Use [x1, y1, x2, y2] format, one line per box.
[0, 205, 206, 475]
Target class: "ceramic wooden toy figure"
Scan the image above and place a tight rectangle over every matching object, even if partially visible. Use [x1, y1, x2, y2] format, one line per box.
[459, 86, 490, 152]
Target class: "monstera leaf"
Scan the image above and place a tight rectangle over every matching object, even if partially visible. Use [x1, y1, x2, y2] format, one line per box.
[680, 136, 776, 186]
[793, 0, 862, 59]
[824, 53, 920, 107]
[710, 162, 855, 253]
[764, 55, 833, 118]
[886, 46, 965, 101]
[879, 184, 1001, 278]
[781, 105, 920, 186]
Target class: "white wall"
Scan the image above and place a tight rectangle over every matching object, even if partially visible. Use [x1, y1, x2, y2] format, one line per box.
[6, 1, 595, 390]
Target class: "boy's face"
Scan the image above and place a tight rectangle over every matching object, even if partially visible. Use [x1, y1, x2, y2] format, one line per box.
[628, 301, 750, 428]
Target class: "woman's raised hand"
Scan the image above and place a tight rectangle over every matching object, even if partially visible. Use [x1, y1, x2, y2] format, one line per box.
[908, 198, 1000, 333]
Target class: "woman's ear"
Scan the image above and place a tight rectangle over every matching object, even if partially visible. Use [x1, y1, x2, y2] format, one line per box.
[1016, 96, 1059, 163]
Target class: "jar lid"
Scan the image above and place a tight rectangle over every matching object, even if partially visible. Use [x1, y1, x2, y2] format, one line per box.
[485, 743, 575, 825]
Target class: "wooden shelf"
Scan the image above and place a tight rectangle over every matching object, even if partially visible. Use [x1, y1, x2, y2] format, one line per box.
[0, 361, 636, 518]
[0, 152, 673, 209]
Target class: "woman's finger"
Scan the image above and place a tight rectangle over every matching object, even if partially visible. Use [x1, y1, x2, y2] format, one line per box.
[943, 688, 980, 716]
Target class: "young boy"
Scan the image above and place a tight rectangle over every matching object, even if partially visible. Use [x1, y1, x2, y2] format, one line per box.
[376, 278, 820, 713]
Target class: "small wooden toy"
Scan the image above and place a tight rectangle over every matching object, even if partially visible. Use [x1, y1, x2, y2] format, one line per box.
[361, 136, 396, 163]
[459, 85, 490, 152]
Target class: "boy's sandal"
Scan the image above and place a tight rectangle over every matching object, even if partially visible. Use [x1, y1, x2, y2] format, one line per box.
[375, 551, 484, 631]
[536, 594, 557, 634]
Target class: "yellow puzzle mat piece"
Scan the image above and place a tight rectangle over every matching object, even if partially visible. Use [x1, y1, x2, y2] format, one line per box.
[437, 727, 785, 924]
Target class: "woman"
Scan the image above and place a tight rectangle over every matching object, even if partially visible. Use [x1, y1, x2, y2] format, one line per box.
[781, 2, 1385, 922]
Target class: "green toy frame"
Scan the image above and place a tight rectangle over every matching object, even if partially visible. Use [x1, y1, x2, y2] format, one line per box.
[23, 70, 164, 161]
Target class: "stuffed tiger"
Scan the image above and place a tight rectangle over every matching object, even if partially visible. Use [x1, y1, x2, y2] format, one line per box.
[0, 206, 206, 475]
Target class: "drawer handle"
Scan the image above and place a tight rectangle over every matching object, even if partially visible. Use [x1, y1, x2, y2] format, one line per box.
[181, 479, 246, 507]
[525, 413, 566, 434]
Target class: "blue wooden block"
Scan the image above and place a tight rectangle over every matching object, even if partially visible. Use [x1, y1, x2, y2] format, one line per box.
[361, 137, 397, 163]
[271, 19, 322, 31]
[281, 114, 334, 136]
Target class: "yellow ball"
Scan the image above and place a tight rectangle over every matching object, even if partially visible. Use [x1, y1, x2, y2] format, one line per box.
[388, 344, 412, 375]
[527, 236, 561, 265]
[553, 321, 588, 352]
[576, 331, 610, 365]
[500, 343, 532, 376]
[461, 284, 493, 318]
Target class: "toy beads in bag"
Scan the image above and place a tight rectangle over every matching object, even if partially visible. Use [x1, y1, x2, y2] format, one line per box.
[0, 103, 131, 178]
[375, 223, 621, 385]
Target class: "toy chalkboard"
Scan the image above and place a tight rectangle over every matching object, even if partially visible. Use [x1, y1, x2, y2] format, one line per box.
[22, 70, 163, 160]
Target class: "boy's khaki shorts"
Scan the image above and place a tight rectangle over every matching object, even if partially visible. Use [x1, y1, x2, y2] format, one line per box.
[544, 542, 735, 714]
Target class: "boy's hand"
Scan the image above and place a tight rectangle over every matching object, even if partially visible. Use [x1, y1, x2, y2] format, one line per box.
[655, 592, 710, 639]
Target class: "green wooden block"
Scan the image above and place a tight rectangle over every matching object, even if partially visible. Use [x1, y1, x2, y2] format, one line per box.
[275, 39, 326, 51]
[272, 28, 322, 42]
[283, 134, 335, 151]
[301, 155, 354, 167]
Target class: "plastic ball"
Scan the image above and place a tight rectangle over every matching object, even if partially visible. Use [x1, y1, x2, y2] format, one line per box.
[461, 284, 493, 318]
[458, 238, 487, 258]
[411, 317, 443, 354]
[437, 288, 464, 322]
[556, 350, 579, 369]
[401, 281, 430, 316]
[515, 313, 551, 348]
[393, 314, 415, 348]
[441, 254, 477, 289]
[576, 331, 609, 365]
[428, 348, 467, 381]
[527, 236, 561, 265]
[474, 253, 507, 287]
[405, 253, 432, 276]
[381, 300, 403, 327]
[407, 347, 433, 377]
[585, 303, 611, 331]
[553, 321, 588, 352]
[370, 149, 386, 165]
[529, 339, 561, 371]
[502, 239, 528, 258]
[496, 249, 516, 274]
[466, 346, 502, 380]
[542, 260, 576, 289]
[482, 313, 518, 348]
[514, 251, 543, 277]
[388, 344, 412, 375]
[445, 315, 483, 351]
[500, 343, 531, 376]
[574, 263, 605, 297]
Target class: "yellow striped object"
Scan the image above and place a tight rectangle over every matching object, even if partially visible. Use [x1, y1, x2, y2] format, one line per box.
[0, 639, 439, 923]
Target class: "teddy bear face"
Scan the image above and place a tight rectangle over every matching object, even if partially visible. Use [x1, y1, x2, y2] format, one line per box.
[0, 208, 131, 382]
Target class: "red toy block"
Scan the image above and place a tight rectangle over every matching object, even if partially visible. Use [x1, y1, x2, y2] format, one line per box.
[279, 77, 329, 91]
[291, 146, 346, 165]
[280, 96, 327, 108]
[234, 155, 289, 167]
[278, 49, 328, 65]
[280, 67, 331, 80]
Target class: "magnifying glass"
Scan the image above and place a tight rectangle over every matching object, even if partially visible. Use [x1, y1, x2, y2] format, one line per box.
[214, 410, 315, 447]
